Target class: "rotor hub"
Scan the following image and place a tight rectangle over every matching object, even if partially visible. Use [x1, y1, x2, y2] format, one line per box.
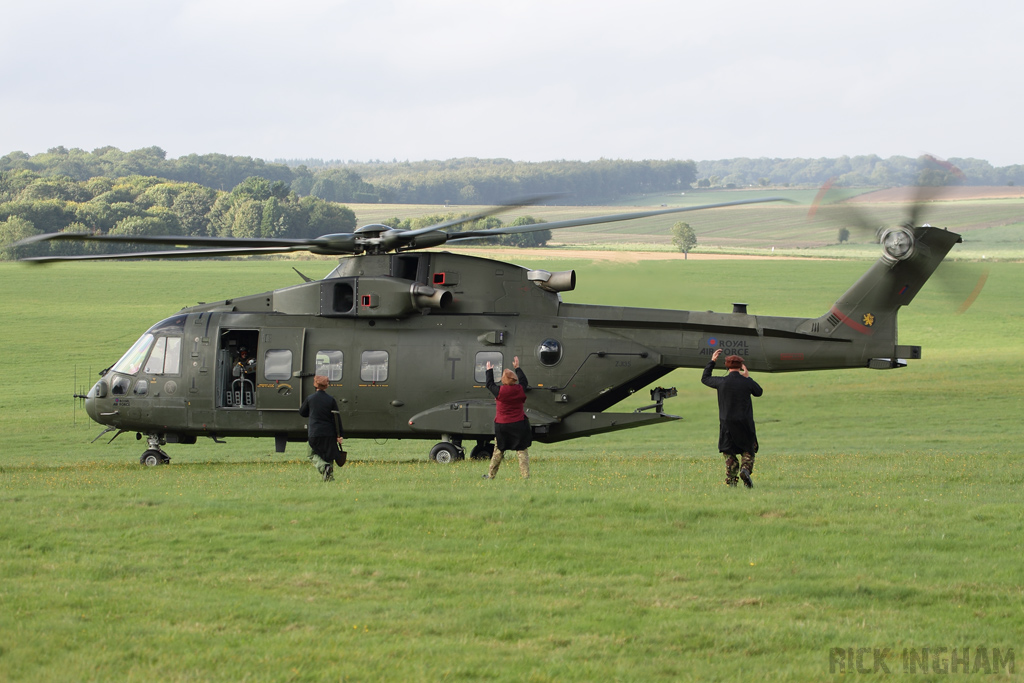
[880, 226, 916, 263]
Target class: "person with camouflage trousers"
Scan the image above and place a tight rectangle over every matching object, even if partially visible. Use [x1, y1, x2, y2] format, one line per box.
[701, 348, 763, 488]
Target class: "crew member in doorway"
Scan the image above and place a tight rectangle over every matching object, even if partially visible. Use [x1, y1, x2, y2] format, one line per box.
[701, 348, 763, 488]
[233, 346, 255, 378]
[299, 375, 343, 482]
[482, 356, 531, 479]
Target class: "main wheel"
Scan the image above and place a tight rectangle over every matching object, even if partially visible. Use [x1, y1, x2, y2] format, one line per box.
[429, 442, 461, 464]
[470, 443, 495, 460]
[141, 449, 165, 467]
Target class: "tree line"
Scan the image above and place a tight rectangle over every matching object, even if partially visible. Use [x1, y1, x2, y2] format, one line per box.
[4, 147, 1021, 208]
[0, 173, 357, 260]
[0, 171, 550, 260]
[694, 155, 1024, 188]
[0, 147, 699, 205]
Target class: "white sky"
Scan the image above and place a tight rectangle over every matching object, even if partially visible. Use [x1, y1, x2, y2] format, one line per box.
[3, 0, 1022, 166]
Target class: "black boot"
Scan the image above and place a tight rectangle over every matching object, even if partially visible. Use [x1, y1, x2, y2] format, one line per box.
[740, 468, 752, 488]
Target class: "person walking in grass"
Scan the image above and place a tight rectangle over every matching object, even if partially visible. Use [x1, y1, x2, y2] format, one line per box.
[482, 356, 532, 479]
[701, 348, 763, 488]
[299, 375, 344, 482]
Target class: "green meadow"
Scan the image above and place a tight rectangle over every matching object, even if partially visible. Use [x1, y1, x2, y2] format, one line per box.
[1, 252, 1022, 681]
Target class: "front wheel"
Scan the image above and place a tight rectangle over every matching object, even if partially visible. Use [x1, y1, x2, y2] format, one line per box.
[140, 450, 169, 467]
[429, 442, 462, 464]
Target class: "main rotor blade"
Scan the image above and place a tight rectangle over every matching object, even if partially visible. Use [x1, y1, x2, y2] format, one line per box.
[449, 196, 795, 240]
[20, 246, 301, 263]
[399, 193, 564, 238]
[12, 232, 318, 249]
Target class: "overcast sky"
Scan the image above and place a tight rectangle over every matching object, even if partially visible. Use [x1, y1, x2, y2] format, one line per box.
[4, 0, 1022, 166]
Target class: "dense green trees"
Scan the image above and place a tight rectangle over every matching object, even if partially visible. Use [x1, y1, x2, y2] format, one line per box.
[5, 147, 1021, 215]
[692, 154, 1024, 188]
[0, 169, 357, 259]
[1, 148, 703, 206]
[0, 146, 295, 190]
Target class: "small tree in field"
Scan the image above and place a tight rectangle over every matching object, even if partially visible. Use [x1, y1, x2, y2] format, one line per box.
[838, 227, 850, 244]
[672, 221, 697, 259]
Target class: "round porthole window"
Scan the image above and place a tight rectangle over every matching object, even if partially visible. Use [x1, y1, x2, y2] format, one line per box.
[537, 338, 563, 366]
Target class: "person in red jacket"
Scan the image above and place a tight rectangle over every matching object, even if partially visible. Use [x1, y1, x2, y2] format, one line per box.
[482, 355, 531, 479]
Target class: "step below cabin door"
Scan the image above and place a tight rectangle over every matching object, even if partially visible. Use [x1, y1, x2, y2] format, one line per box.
[256, 327, 306, 411]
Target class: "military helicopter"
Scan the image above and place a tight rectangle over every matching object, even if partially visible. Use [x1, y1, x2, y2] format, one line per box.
[15, 194, 969, 466]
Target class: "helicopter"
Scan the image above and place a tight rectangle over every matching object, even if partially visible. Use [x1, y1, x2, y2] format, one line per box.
[15, 194, 970, 466]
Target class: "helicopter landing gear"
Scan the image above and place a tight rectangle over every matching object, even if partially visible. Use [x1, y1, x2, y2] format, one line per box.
[140, 449, 171, 467]
[469, 441, 495, 460]
[139, 434, 171, 466]
[429, 437, 465, 464]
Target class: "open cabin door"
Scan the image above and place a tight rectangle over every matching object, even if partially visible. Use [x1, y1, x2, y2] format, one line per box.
[256, 327, 307, 411]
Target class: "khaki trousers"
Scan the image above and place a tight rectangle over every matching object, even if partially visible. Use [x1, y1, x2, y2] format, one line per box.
[489, 447, 530, 478]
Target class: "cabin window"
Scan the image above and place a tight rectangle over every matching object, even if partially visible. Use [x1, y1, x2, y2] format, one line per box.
[537, 338, 563, 366]
[133, 380, 148, 396]
[360, 350, 389, 383]
[316, 350, 344, 381]
[475, 352, 503, 383]
[264, 349, 293, 381]
[143, 336, 182, 375]
[112, 333, 154, 375]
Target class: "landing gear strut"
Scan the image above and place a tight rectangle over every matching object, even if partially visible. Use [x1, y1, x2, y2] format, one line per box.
[139, 434, 171, 466]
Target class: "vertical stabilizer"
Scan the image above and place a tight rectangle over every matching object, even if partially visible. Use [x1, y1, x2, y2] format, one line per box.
[826, 226, 961, 340]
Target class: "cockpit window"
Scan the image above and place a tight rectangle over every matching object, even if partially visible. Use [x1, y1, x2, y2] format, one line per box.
[112, 333, 154, 375]
[143, 337, 182, 375]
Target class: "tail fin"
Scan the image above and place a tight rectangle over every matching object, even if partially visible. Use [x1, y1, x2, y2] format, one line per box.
[831, 226, 961, 324]
[822, 227, 961, 365]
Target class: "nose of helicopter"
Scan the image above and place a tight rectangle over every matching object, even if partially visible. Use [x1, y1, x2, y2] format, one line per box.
[85, 393, 99, 422]
[84, 380, 107, 423]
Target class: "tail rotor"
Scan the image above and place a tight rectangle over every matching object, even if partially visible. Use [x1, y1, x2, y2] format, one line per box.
[808, 156, 989, 314]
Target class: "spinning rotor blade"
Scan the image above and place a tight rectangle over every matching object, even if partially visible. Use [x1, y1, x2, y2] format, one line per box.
[11, 193, 561, 262]
[930, 260, 990, 314]
[400, 193, 565, 237]
[807, 159, 988, 313]
[20, 246, 300, 263]
[807, 179, 885, 242]
[450, 196, 795, 241]
[11, 231, 315, 250]
[13, 195, 791, 263]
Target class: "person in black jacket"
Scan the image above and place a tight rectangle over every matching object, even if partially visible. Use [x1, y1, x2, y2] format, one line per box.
[299, 375, 343, 482]
[701, 348, 763, 488]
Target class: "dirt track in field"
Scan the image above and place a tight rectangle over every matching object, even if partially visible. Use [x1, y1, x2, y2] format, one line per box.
[849, 186, 1024, 202]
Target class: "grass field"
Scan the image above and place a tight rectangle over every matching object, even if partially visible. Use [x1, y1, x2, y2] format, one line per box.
[1, 243, 1022, 679]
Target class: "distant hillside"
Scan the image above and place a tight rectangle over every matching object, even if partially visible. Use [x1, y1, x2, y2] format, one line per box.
[3, 148, 1023, 210]
[692, 155, 1024, 189]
